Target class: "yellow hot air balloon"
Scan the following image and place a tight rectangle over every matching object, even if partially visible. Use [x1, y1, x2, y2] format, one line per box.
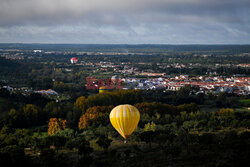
[99, 86, 110, 93]
[110, 104, 140, 141]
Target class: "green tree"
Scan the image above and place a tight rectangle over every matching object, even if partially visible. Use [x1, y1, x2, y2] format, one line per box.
[23, 104, 39, 126]
[44, 101, 64, 118]
[144, 122, 156, 132]
[8, 109, 23, 128]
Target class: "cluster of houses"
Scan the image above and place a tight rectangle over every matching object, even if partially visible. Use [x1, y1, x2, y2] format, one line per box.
[1, 75, 250, 96]
[85, 61, 249, 95]
[0, 53, 25, 60]
[0, 86, 59, 97]
[123, 75, 250, 95]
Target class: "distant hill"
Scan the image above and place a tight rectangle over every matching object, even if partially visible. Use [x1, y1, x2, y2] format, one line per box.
[0, 43, 250, 53]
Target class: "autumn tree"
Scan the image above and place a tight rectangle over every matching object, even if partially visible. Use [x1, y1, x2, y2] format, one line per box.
[78, 107, 99, 130]
[48, 118, 67, 135]
[78, 115, 90, 130]
[78, 105, 112, 130]
[74, 96, 88, 113]
[218, 108, 235, 117]
[87, 90, 142, 107]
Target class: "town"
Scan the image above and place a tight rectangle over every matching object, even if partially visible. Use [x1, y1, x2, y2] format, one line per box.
[0, 44, 249, 167]
[1, 46, 250, 97]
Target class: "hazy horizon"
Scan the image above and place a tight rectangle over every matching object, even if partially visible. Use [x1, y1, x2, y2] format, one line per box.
[1, 43, 250, 45]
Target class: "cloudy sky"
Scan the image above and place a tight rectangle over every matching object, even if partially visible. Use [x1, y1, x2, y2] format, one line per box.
[0, 0, 250, 44]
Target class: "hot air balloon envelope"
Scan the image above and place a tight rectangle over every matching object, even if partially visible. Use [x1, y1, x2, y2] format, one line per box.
[70, 57, 78, 64]
[99, 86, 110, 93]
[110, 104, 140, 139]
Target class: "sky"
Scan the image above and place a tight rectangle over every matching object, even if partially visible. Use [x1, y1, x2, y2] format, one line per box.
[0, 0, 250, 44]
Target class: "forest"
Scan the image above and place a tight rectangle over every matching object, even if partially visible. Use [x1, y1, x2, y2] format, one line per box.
[0, 87, 249, 167]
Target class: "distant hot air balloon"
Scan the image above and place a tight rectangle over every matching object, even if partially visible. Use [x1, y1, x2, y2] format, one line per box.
[70, 57, 78, 64]
[99, 86, 110, 93]
[110, 104, 140, 142]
